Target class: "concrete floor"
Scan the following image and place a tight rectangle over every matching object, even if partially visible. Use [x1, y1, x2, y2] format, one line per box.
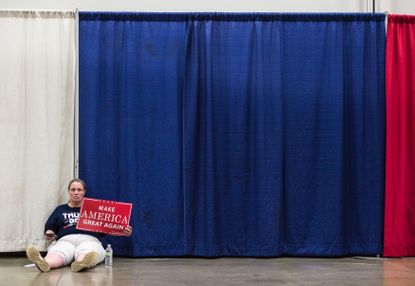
[0, 256, 414, 286]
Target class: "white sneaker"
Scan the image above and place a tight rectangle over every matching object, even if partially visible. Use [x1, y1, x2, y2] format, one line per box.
[26, 245, 50, 272]
[71, 252, 98, 272]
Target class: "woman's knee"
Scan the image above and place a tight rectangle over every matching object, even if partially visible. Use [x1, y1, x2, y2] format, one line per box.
[47, 241, 76, 265]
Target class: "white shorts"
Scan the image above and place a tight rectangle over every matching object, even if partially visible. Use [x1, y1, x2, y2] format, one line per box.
[47, 234, 106, 265]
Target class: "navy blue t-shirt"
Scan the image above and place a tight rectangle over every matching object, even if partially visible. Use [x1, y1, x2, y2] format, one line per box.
[44, 204, 105, 241]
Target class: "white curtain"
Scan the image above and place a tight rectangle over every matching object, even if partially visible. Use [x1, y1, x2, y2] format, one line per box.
[0, 11, 75, 251]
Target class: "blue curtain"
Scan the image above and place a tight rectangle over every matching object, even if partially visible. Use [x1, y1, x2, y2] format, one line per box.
[79, 13, 386, 256]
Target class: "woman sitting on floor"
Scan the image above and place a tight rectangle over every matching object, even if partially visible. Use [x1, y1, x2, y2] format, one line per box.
[26, 178, 132, 272]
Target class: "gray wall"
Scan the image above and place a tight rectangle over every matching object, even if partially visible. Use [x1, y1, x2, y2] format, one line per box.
[0, 0, 412, 13]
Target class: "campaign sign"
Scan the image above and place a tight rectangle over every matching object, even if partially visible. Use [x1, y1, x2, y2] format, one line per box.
[76, 198, 132, 235]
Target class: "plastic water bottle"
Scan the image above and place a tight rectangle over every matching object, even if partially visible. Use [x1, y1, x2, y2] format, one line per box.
[105, 244, 113, 267]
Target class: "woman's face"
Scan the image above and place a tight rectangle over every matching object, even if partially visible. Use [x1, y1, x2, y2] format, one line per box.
[68, 181, 85, 205]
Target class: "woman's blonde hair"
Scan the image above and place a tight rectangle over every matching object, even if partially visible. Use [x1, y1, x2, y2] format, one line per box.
[67, 178, 87, 191]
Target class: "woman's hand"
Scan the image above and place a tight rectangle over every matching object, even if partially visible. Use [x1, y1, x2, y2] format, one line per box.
[122, 225, 133, 237]
[111, 225, 133, 236]
[44, 230, 56, 241]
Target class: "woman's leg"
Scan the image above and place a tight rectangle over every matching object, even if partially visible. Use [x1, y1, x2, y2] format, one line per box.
[26, 240, 74, 272]
[46, 240, 76, 268]
[44, 253, 65, 269]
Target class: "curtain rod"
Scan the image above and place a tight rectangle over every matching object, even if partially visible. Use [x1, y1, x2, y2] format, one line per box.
[0, 9, 75, 13]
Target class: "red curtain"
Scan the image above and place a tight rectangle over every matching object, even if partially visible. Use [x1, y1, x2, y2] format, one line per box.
[384, 14, 415, 257]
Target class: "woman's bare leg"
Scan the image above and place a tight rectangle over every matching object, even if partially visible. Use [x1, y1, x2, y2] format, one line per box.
[44, 253, 65, 269]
